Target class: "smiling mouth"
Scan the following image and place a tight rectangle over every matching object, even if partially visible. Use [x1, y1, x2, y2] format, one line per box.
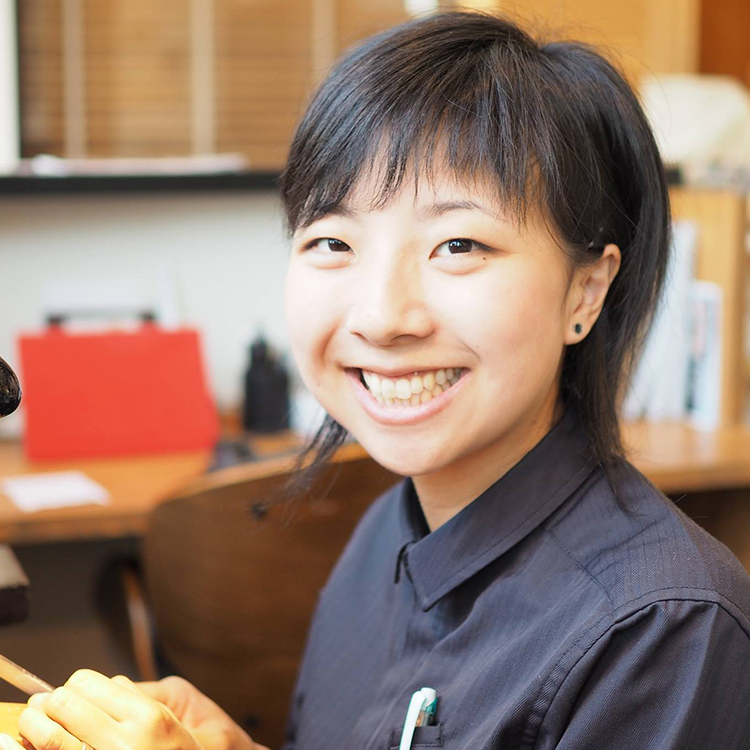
[357, 367, 466, 407]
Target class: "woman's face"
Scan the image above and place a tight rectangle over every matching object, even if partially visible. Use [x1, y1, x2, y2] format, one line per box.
[285, 166, 589, 483]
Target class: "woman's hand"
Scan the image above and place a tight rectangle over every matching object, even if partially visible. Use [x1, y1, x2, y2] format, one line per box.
[0, 669, 268, 750]
[122, 674, 269, 750]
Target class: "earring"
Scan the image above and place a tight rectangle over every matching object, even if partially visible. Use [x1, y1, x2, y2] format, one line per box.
[574, 323, 583, 334]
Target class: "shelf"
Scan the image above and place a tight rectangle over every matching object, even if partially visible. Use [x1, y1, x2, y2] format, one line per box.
[0, 170, 280, 196]
[622, 419, 750, 494]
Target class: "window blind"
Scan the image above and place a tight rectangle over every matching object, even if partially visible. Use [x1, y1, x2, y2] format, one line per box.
[16, 0, 410, 169]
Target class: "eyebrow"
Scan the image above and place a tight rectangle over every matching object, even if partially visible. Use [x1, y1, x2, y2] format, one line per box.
[424, 200, 499, 218]
[324, 199, 498, 222]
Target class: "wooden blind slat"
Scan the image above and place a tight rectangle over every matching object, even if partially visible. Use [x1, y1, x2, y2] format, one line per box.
[18, 1, 418, 165]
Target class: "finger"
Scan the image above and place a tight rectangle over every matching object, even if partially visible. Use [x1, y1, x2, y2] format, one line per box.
[0, 733, 26, 750]
[109, 676, 170, 714]
[17, 706, 84, 750]
[125, 675, 196, 711]
[27, 688, 117, 750]
[63, 675, 190, 749]
[129, 675, 224, 719]
[110, 675, 141, 694]
[126, 678, 172, 702]
[64, 670, 151, 723]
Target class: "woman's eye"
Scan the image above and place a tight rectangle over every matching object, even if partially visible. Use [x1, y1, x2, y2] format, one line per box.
[305, 237, 351, 253]
[434, 238, 487, 257]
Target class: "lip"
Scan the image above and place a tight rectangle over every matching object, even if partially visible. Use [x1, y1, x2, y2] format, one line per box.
[345, 367, 470, 426]
[356, 365, 463, 380]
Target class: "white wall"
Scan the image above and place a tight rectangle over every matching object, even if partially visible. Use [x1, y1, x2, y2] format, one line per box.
[0, 0, 19, 173]
[0, 190, 296, 436]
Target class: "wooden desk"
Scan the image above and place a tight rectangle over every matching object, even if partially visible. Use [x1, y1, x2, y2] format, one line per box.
[0, 431, 306, 545]
[0, 444, 211, 545]
[1, 421, 750, 546]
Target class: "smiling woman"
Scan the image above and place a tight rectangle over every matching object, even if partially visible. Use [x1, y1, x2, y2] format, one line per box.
[274, 10, 750, 750]
[9, 10, 750, 750]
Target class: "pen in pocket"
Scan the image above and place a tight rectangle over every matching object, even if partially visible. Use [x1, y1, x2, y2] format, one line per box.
[399, 687, 437, 750]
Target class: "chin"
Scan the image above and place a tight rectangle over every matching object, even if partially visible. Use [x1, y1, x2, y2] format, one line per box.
[361, 445, 446, 478]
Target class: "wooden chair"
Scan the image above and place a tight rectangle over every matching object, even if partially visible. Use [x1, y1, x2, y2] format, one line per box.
[121, 444, 399, 749]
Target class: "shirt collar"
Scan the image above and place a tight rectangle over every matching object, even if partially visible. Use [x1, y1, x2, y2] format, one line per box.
[396, 406, 599, 611]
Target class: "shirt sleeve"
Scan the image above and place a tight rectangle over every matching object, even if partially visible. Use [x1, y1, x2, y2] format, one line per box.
[536, 598, 750, 750]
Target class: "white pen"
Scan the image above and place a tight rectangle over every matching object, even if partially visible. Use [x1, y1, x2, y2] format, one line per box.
[398, 687, 437, 750]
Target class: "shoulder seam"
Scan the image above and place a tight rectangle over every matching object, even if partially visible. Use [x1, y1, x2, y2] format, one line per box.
[521, 591, 750, 750]
[545, 525, 615, 610]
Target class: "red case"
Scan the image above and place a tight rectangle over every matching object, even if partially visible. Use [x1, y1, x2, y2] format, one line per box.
[18, 323, 219, 460]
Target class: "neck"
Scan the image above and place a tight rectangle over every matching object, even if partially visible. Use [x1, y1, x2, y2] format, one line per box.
[412, 393, 564, 532]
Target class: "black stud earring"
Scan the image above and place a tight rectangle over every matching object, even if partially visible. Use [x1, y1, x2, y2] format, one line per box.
[574, 323, 583, 334]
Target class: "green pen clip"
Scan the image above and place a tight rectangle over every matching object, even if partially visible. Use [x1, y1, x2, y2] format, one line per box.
[416, 687, 437, 727]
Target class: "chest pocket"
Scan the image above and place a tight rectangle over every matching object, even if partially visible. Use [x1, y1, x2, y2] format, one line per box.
[388, 723, 444, 749]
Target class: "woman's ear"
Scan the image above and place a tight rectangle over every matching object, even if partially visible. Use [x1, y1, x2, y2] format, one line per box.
[564, 243, 621, 344]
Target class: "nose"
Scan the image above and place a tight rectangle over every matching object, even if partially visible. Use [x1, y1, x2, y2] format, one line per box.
[345, 245, 434, 345]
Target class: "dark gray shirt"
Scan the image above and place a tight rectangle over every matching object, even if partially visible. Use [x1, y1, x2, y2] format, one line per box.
[282, 409, 750, 749]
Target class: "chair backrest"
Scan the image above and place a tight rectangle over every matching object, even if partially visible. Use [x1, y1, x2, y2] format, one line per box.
[143, 444, 399, 749]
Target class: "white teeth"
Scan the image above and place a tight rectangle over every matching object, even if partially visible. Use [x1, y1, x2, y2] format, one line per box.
[381, 378, 397, 399]
[359, 366, 465, 407]
[396, 379, 412, 400]
[363, 371, 382, 396]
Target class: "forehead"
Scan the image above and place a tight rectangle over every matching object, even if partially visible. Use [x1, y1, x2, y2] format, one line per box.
[326, 157, 552, 240]
[336, 159, 514, 221]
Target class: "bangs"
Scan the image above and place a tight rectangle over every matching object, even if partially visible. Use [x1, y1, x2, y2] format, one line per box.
[281, 15, 555, 235]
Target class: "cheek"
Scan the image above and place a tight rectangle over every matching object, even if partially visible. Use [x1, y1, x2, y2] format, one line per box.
[284, 266, 315, 367]
[284, 264, 336, 381]
[455, 264, 567, 370]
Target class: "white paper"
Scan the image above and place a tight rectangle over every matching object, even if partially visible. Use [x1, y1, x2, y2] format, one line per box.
[1, 471, 110, 513]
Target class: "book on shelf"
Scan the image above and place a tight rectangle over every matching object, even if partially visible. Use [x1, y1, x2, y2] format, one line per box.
[621, 220, 722, 428]
[686, 281, 723, 430]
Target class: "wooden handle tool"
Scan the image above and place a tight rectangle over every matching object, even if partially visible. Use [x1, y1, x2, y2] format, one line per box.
[0, 653, 53, 695]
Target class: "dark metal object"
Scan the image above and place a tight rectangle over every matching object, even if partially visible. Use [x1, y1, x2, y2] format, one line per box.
[208, 438, 256, 472]
[0, 356, 29, 624]
[46, 309, 156, 327]
[242, 335, 290, 433]
[0, 355, 21, 417]
[0, 546, 29, 625]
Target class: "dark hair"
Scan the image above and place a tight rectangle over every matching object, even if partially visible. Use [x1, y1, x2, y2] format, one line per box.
[278, 10, 670, 498]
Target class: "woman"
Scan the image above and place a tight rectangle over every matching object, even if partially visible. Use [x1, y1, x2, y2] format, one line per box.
[6, 11, 750, 750]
